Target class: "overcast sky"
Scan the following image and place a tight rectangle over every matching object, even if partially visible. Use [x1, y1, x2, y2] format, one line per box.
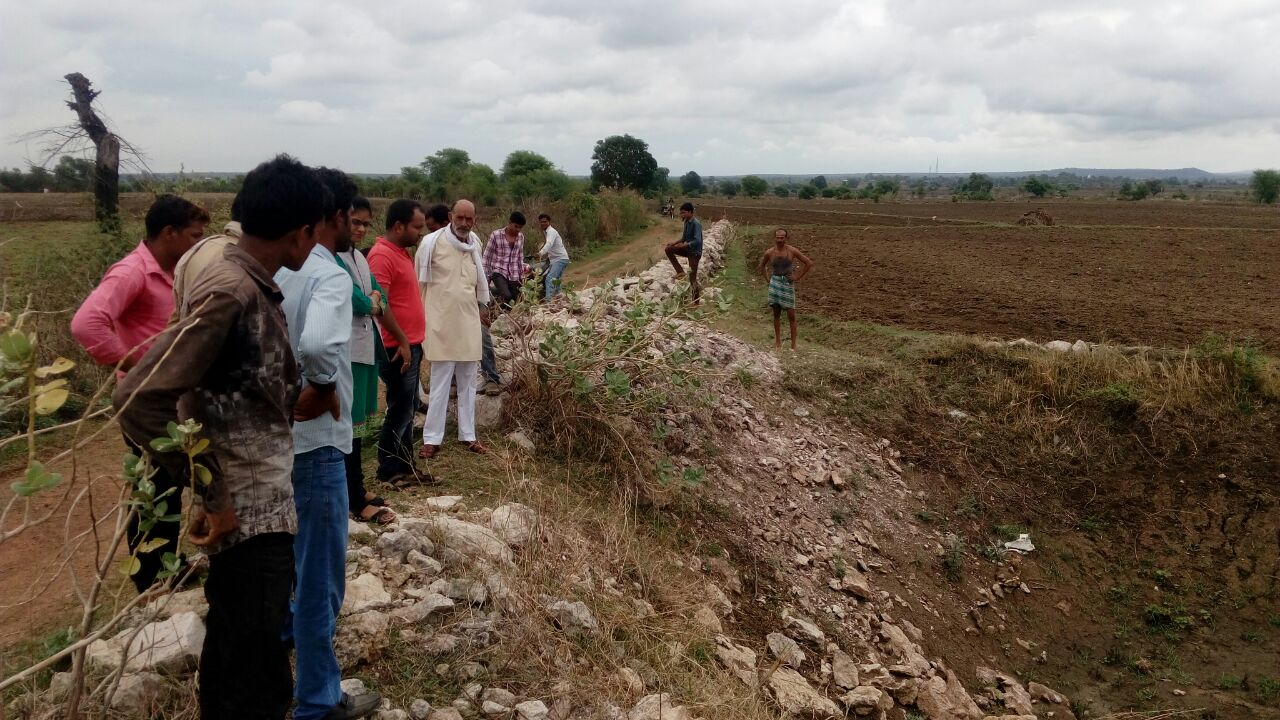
[1, 0, 1276, 176]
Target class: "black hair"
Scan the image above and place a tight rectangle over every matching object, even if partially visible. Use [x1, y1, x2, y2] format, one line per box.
[315, 167, 358, 221]
[426, 203, 450, 226]
[351, 196, 373, 214]
[680, 202, 694, 212]
[509, 211, 526, 226]
[229, 192, 244, 223]
[238, 154, 328, 241]
[537, 213, 551, 222]
[144, 194, 210, 239]
[386, 199, 424, 231]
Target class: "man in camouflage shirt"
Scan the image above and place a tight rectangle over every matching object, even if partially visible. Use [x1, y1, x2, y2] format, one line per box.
[114, 155, 328, 720]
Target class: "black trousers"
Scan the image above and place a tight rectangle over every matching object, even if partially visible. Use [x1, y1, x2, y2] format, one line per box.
[199, 532, 295, 720]
[345, 435, 368, 516]
[124, 436, 185, 593]
[490, 272, 521, 310]
[376, 343, 422, 480]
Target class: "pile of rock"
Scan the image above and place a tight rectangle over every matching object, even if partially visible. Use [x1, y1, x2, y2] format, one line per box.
[1015, 209, 1054, 226]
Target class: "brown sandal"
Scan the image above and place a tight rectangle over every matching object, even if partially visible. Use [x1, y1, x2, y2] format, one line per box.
[359, 506, 397, 525]
[418, 444, 439, 459]
[465, 441, 488, 455]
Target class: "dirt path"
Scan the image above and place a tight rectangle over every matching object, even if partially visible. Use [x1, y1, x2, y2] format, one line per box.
[563, 217, 683, 288]
[0, 432, 132, 649]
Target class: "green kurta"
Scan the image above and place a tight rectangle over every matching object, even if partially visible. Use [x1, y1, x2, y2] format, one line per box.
[337, 254, 386, 424]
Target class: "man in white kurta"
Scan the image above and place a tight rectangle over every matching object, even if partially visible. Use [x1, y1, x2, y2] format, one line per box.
[417, 199, 491, 458]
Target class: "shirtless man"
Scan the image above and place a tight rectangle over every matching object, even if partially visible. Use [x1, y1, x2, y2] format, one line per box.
[757, 228, 814, 350]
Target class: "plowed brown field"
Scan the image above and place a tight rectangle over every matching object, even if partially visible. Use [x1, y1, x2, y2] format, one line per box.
[704, 200, 1279, 350]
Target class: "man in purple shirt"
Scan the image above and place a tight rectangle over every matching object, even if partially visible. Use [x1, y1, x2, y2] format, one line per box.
[482, 211, 529, 311]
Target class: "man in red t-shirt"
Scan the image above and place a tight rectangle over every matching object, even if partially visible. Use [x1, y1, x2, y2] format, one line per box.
[367, 200, 426, 482]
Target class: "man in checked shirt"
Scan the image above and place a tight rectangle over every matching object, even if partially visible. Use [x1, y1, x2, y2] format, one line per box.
[483, 211, 531, 311]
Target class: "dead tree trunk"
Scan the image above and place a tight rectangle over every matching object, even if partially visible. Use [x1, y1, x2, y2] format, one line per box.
[63, 73, 120, 228]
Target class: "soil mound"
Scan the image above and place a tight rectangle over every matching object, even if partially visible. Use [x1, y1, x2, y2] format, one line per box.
[1015, 208, 1054, 226]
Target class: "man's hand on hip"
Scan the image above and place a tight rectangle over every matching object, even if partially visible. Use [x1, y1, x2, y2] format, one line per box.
[294, 383, 340, 422]
[189, 506, 238, 548]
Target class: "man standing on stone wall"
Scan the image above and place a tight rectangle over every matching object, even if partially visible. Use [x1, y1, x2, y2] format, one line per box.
[417, 200, 491, 459]
[483, 211, 529, 311]
[664, 202, 703, 302]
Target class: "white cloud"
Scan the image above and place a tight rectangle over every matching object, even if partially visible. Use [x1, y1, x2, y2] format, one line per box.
[274, 100, 345, 125]
[0, 0, 1277, 174]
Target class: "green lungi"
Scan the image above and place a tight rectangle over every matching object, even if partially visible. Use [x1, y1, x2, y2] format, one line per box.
[351, 361, 380, 425]
[768, 274, 796, 309]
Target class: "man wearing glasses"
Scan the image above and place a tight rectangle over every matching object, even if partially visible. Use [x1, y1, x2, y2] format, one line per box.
[337, 197, 407, 521]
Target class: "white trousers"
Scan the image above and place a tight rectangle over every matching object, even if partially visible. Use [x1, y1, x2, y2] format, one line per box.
[423, 360, 479, 445]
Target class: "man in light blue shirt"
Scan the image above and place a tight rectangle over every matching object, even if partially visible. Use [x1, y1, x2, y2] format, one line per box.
[275, 167, 381, 720]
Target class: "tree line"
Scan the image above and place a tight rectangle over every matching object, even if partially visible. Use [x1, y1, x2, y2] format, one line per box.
[5, 139, 1278, 205]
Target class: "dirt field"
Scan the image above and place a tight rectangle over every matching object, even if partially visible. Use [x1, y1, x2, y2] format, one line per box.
[701, 196, 1280, 229]
[703, 200, 1279, 351]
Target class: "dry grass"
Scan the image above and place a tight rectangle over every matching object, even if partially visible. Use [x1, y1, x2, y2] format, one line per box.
[369, 446, 778, 719]
[717, 229, 1278, 523]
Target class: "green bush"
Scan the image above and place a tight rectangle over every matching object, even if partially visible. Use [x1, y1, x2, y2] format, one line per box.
[1251, 170, 1280, 204]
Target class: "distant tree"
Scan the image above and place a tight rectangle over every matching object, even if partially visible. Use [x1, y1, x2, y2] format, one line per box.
[1250, 169, 1280, 204]
[773, 185, 790, 198]
[874, 179, 900, 198]
[51, 155, 94, 191]
[719, 179, 740, 197]
[959, 173, 993, 194]
[680, 170, 703, 194]
[651, 166, 671, 195]
[590, 134, 659, 192]
[956, 173, 994, 200]
[1117, 179, 1160, 201]
[501, 150, 572, 202]
[740, 175, 768, 197]
[798, 184, 818, 200]
[821, 187, 836, 198]
[810, 175, 828, 189]
[398, 166, 432, 199]
[833, 186, 853, 199]
[911, 180, 927, 198]
[1022, 176, 1053, 197]
[421, 148, 472, 189]
[461, 163, 499, 206]
[501, 150, 554, 179]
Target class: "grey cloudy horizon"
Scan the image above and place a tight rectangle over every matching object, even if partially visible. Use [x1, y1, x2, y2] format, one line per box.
[1, 0, 1277, 176]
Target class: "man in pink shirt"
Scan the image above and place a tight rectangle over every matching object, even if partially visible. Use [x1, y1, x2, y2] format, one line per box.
[73, 194, 210, 372]
[71, 193, 209, 592]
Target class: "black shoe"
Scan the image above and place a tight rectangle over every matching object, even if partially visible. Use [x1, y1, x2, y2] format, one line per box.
[323, 691, 382, 720]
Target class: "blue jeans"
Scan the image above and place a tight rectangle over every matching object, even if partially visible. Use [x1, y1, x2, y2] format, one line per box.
[287, 446, 348, 720]
[544, 259, 570, 299]
[377, 343, 422, 480]
[481, 324, 500, 384]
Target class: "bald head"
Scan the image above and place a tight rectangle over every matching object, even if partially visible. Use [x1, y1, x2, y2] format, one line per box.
[451, 199, 476, 237]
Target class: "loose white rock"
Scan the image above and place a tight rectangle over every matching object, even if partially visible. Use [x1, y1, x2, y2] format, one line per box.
[628, 693, 690, 720]
[343, 573, 393, 615]
[546, 599, 600, 637]
[490, 503, 538, 547]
